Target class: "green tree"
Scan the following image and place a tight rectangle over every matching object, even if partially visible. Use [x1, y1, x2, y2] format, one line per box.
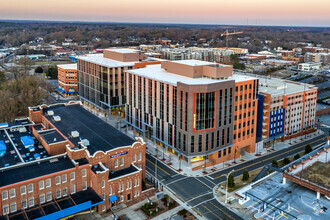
[283, 158, 291, 165]
[242, 170, 249, 181]
[305, 144, 312, 154]
[272, 160, 279, 167]
[228, 174, 235, 188]
[46, 66, 58, 79]
[0, 71, 5, 85]
[230, 54, 239, 63]
[294, 154, 300, 160]
[35, 66, 43, 74]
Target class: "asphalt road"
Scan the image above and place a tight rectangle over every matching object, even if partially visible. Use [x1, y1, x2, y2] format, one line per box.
[145, 132, 327, 220]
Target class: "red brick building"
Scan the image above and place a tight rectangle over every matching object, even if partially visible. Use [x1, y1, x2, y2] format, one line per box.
[0, 102, 146, 219]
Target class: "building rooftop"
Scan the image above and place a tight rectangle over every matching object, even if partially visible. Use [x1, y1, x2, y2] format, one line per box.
[38, 129, 66, 145]
[57, 63, 77, 69]
[262, 59, 295, 64]
[109, 165, 139, 180]
[42, 104, 135, 155]
[258, 76, 316, 96]
[104, 48, 139, 54]
[127, 64, 256, 86]
[0, 155, 74, 187]
[78, 54, 136, 68]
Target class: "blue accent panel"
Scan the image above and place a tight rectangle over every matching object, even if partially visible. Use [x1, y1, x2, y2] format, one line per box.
[35, 200, 102, 220]
[256, 94, 265, 139]
[109, 194, 118, 202]
[268, 108, 285, 140]
[20, 136, 35, 147]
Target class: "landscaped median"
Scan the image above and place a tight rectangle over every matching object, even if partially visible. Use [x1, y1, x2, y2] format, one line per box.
[140, 194, 179, 218]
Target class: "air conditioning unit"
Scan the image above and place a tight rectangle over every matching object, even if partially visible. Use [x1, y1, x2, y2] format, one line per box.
[47, 110, 54, 116]
[71, 131, 79, 138]
[81, 139, 90, 147]
[53, 116, 61, 122]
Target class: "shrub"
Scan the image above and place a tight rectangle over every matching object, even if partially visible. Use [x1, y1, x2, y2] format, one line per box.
[35, 66, 43, 73]
[294, 154, 300, 160]
[305, 145, 312, 154]
[283, 158, 291, 165]
[228, 174, 235, 188]
[272, 160, 278, 167]
[242, 170, 249, 181]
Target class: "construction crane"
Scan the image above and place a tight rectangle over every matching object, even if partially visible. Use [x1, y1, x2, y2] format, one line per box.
[221, 30, 243, 48]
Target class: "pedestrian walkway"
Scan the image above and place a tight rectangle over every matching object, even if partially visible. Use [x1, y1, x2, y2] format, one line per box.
[151, 205, 183, 220]
[93, 113, 324, 178]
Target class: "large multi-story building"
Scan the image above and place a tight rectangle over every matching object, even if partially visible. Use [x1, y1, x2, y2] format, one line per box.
[304, 52, 330, 64]
[0, 102, 146, 219]
[77, 48, 158, 117]
[125, 60, 258, 169]
[256, 78, 317, 145]
[57, 64, 78, 95]
[161, 47, 235, 64]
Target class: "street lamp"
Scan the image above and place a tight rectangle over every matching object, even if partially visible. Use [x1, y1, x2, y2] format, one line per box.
[219, 169, 235, 205]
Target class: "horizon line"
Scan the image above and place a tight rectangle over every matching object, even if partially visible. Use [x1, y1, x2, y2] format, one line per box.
[1, 19, 330, 29]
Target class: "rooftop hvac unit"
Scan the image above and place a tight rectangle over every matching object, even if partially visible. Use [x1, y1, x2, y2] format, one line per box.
[81, 139, 90, 147]
[19, 127, 27, 133]
[53, 116, 61, 122]
[71, 131, 79, 138]
[47, 110, 54, 116]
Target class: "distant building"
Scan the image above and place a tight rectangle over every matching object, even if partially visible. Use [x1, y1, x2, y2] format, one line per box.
[282, 55, 304, 63]
[260, 59, 295, 67]
[304, 52, 330, 64]
[57, 64, 78, 95]
[216, 47, 248, 57]
[298, 62, 322, 71]
[302, 46, 329, 53]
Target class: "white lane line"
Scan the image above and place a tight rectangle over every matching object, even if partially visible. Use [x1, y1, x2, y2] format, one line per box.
[194, 177, 213, 190]
[167, 176, 190, 185]
[192, 198, 216, 208]
[186, 192, 213, 203]
[201, 176, 216, 186]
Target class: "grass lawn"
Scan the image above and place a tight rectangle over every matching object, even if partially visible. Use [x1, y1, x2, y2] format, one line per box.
[297, 161, 330, 188]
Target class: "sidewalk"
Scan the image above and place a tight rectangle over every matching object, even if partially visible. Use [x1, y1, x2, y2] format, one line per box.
[95, 113, 324, 177]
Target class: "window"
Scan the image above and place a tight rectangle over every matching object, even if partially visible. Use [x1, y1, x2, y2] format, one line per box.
[40, 194, 45, 204]
[133, 154, 136, 162]
[56, 189, 61, 199]
[70, 172, 75, 181]
[138, 153, 142, 161]
[3, 205, 9, 215]
[63, 188, 67, 197]
[109, 187, 112, 195]
[28, 184, 33, 193]
[120, 158, 124, 166]
[2, 191, 8, 201]
[22, 199, 27, 209]
[82, 181, 87, 190]
[10, 202, 16, 213]
[9, 189, 15, 198]
[82, 169, 86, 177]
[46, 192, 52, 202]
[39, 181, 44, 190]
[120, 195, 124, 202]
[115, 159, 118, 168]
[136, 179, 140, 186]
[102, 180, 105, 188]
[46, 179, 51, 188]
[20, 186, 26, 195]
[126, 182, 129, 190]
[118, 185, 120, 193]
[129, 181, 132, 189]
[195, 92, 215, 130]
[28, 197, 34, 207]
[62, 175, 67, 183]
[71, 185, 75, 194]
[55, 176, 61, 185]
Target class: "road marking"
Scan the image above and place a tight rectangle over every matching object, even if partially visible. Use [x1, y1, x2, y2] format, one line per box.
[193, 197, 217, 208]
[201, 176, 216, 186]
[186, 192, 213, 203]
[146, 158, 171, 176]
[201, 204, 221, 219]
[214, 137, 325, 179]
[209, 201, 235, 220]
[194, 177, 213, 190]
[277, 211, 289, 219]
[261, 202, 281, 218]
[167, 176, 189, 185]
[172, 173, 181, 178]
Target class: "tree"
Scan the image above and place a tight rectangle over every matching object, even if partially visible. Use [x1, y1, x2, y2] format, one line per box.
[228, 174, 235, 188]
[305, 144, 312, 154]
[35, 66, 43, 74]
[283, 158, 291, 165]
[0, 71, 5, 85]
[19, 57, 32, 75]
[46, 66, 58, 79]
[272, 160, 278, 167]
[294, 154, 300, 160]
[242, 170, 249, 181]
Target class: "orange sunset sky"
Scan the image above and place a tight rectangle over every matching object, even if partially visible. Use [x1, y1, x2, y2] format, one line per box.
[1, 0, 330, 26]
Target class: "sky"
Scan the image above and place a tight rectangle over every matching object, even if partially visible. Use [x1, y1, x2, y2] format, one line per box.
[1, 0, 330, 27]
